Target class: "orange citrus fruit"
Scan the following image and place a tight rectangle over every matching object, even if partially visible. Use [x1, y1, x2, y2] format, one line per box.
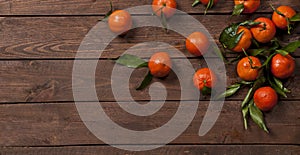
[152, 0, 177, 18]
[272, 6, 296, 29]
[232, 26, 252, 52]
[237, 56, 262, 81]
[250, 17, 276, 43]
[271, 54, 295, 79]
[148, 52, 172, 77]
[193, 68, 217, 90]
[108, 10, 132, 34]
[185, 32, 210, 56]
[254, 86, 278, 111]
[234, 0, 260, 13]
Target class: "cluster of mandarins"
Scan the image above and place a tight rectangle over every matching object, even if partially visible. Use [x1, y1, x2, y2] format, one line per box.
[108, 0, 215, 91]
[108, 1, 298, 116]
[224, 5, 297, 112]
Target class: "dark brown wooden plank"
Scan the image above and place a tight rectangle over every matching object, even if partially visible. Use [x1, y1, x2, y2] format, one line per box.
[0, 145, 299, 155]
[0, 0, 10, 14]
[1, 0, 299, 15]
[0, 58, 299, 103]
[0, 15, 299, 59]
[0, 101, 299, 146]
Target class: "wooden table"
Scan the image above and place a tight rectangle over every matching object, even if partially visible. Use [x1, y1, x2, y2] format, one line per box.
[0, 0, 299, 154]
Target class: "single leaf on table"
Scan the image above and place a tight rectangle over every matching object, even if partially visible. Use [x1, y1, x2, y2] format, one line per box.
[216, 84, 241, 99]
[267, 75, 287, 98]
[116, 54, 148, 68]
[241, 87, 253, 108]
[219, 24, 244, 49]
[289, 13, 300, 22]
[242, 102, 250, 129]
[249, 101, 269, 133]
[192, 0, 200, 7]
[136, 71, 153, 90]
[273, 76, 291, 93]
[282, 40, 300, 53]
[232, 4, 244, 16]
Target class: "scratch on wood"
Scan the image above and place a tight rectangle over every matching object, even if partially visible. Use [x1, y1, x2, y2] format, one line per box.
[25, 80, 59, 102]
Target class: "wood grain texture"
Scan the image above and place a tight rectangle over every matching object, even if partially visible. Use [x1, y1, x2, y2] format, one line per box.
[0, 0, 299, 15]
[0, 58, 299, 103]
[0, 145, 299, 155]
[0, 16, 299, 59]
[0, 101, 299, 146]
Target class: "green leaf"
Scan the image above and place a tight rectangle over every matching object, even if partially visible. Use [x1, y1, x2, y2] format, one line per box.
[202, 85, 212, 95]
[242, 104, 249, 130]
[286, 17, 292, 35]
[262, 53, 276, 69]
[249, 101, 269, 133]
[241, 87, 253, 108]
[239, 20, 261, 27]
[269, 80, 288, 98]
[248, 48, 266, 56]
[160, 9, 168, 31]
[270, 4, 285, 17]
[232, 4, 244, 16]
[273, 76, 291, 93]
[242, 76, 266, 108]
[216, 84, 241, 99]
[276, 50, 289, 56]
[101, 1, 113, 21]
[253, 76, 266, 90]
[252, 38, 260, 48]
[226, 55, 242, 64]
[289, 13, 300, 22]
[267, 74, 287, 98]
[243, 50, 261, 69]
[136, 71, 153, 90]
[204, 0, 214, 15]
[116, 54, 148, 68]
[219, 24, 244, 49]
[282, 40, 300, 53]
[238, 81, 254, 85]
[192, 0, 200, 7]
[228, 83, 241, 89]
[269, 38, 281, 51]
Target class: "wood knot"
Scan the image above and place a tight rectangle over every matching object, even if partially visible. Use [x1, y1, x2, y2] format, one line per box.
[25, 80, 59, 102]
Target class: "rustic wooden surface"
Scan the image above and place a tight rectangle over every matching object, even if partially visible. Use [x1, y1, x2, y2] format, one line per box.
[0, 0, 299, 154]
